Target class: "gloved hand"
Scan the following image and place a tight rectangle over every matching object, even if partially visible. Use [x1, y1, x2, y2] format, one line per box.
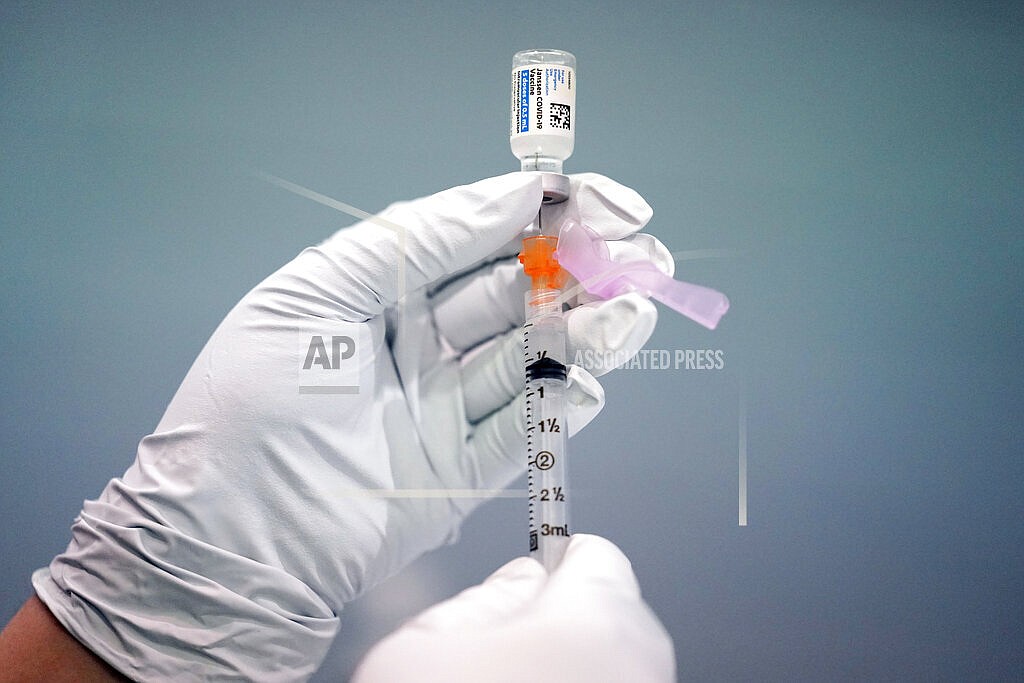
[33, 172, 672, 680]
[353, 534, 677, 683]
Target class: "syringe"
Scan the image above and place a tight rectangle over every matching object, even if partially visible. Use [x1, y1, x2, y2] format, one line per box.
[509, 49, 730, 569]
[511, 48, 577, 570]
[520, 235, 570, 570]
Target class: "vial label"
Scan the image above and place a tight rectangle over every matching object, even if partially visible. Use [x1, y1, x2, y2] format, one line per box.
[510, 65, 575, 144]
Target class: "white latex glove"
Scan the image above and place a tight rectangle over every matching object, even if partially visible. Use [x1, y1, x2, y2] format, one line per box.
[353, 534, 677, 683]
[32, 172, 670, 680]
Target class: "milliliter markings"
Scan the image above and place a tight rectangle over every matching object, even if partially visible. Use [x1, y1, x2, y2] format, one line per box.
[532, 450, 555, 470]
[538, 417, 560, 432]
[539, 486, 565, 502]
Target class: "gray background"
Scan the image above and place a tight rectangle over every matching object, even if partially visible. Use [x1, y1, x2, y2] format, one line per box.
[2, 1, 1022, 680]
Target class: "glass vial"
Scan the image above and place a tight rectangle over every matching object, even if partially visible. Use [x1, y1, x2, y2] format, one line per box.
[510, 49, 576, 173]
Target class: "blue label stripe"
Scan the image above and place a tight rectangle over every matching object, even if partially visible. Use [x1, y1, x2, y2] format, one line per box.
[519, 69, 530, 133]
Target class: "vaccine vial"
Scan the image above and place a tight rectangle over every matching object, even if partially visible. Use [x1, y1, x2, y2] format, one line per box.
[510, 49, 576, 174]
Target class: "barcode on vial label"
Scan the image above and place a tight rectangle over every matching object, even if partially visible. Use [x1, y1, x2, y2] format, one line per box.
[549, 103, 571, 130]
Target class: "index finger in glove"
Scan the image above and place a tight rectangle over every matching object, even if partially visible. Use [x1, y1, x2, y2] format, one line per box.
[285, 173, 543, 321]
[542, 172, 654, 241]
[431, 174, 667, 351]
[434, 172, 655, 298]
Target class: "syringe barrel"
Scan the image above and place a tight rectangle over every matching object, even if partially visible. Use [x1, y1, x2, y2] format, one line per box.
[529, 374, 569, 570]
[524, 288, 570, 570]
